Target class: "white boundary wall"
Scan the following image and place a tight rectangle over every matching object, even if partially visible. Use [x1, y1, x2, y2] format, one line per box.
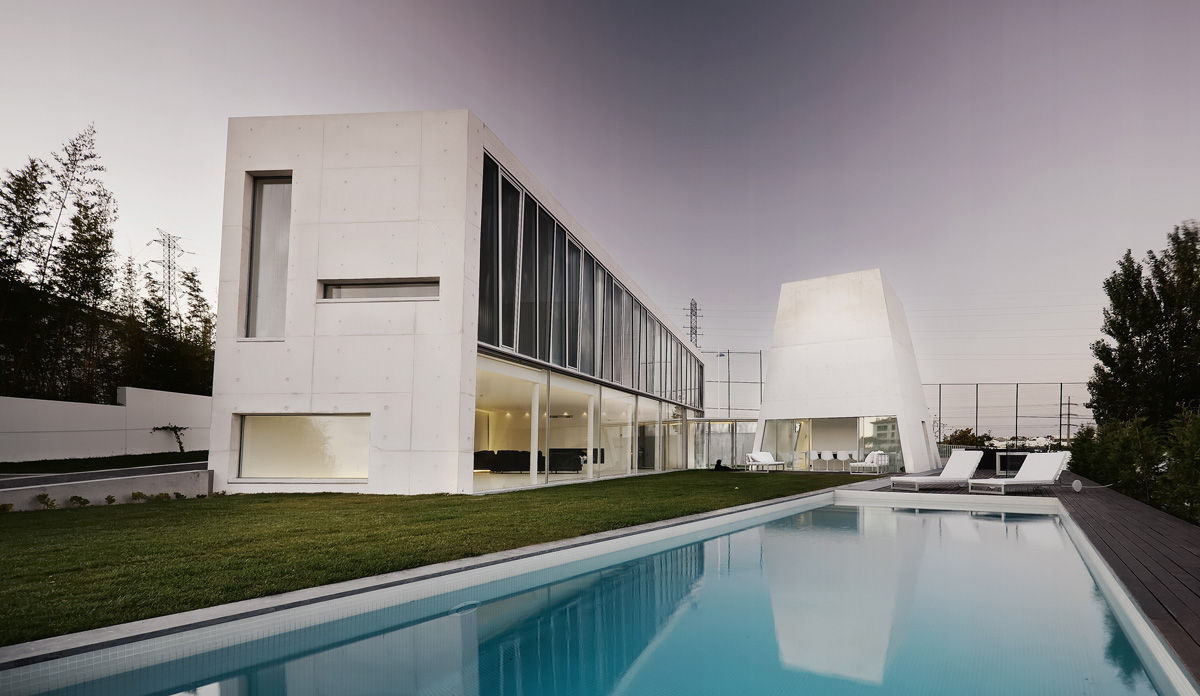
[0, 388, 211, 462]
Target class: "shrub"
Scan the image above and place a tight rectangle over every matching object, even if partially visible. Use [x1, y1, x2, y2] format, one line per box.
[105, 495, 116, 505]
[173, 492, 186, 500]
[35, 493, 57, 509]
[68, 495, 90, 507]
[195, 494, 206, 499]
[130, 491, 148, 502]
[0, 503, 12, 513]
[151, 492, 171, 502]
[1163, 409, 1200, 524]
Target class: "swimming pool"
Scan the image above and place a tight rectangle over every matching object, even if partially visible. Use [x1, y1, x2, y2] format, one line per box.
[2, 497, 1194, 695]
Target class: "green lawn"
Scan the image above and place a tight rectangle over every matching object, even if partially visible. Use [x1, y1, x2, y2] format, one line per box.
[0, 470, 864, 646]
[0, 450, 208, 475]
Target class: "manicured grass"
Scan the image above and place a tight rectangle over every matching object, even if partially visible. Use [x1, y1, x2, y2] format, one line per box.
[0, 450, 208, 475]
[0, 470, 865, 646]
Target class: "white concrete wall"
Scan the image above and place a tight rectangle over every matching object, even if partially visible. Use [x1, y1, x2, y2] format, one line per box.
[210, 111, 477, 495]
[755, 269, 939, 472]
[0, 470, 213, 512]
[0, 388, 211, 462]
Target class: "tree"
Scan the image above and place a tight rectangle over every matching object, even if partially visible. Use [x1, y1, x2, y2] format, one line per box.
[53, 189, 117, 307]
[181, 268, 214, 349]
[1088, 221, 1200, 430]
[0, 158, 50, 282]
[39, 125, 104, 287]
[940, 427, 989, 447]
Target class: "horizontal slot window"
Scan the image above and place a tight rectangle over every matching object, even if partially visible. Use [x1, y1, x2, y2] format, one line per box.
[239, 414, 369, 479]
[322, 278, 439, 300]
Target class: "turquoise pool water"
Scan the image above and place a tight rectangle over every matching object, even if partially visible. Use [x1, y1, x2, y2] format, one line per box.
[12, 505, 1174, 695]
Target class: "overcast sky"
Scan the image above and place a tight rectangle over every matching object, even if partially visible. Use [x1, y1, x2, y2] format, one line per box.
[2, 0, 1197, 405]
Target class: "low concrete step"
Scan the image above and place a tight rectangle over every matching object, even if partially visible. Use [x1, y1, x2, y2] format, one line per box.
[0, 462, 207, 490]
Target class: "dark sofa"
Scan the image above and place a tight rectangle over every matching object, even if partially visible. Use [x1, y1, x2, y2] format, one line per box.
[474, 448, 603, 474]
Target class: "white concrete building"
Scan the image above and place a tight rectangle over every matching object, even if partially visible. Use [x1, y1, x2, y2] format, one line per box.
[753, 269, 939, 473]
[208, 110, 704, 495]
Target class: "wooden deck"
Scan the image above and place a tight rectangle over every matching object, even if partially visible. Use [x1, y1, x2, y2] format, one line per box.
[1050, 472, 1200, 682]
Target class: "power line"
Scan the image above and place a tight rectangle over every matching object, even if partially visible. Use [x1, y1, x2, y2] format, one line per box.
[686, 298, 702, 347]
[147, 228, 192, 335]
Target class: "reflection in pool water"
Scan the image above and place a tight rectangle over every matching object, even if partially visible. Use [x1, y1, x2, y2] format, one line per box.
[31, 506, 1164, 695]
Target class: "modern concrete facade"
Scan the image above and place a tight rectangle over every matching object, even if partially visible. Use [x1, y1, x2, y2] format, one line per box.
[754, 269, 939, 473]
[208, 110, 703, 495]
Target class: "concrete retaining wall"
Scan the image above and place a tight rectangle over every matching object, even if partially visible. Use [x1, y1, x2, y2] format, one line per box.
[0, 470, 213, 512]
[0, 388, 212, 462]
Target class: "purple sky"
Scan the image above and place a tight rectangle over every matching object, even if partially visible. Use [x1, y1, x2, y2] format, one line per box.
[2, 0, 1197, 397]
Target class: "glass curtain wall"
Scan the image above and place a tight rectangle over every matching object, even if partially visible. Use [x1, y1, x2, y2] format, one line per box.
[761, 419, 813, 470]
[477, 153, 704, 411]
[546, 373, 597, 483]
[635, 397, 661, 472]
[860, 415, 903, 471]
[473, 356, 548, 491]
[599, 388, 635, 477]
[687, 411, 707, 469]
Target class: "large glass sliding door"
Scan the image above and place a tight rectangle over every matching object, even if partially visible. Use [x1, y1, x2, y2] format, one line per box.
[546, 373, 597, 483]
[599, 388, 635, 477]
[473, 355, 548, 491]
[663, 404, 685, 470]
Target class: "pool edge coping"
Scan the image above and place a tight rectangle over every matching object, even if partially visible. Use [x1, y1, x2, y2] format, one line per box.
[0, 477, 880, 671]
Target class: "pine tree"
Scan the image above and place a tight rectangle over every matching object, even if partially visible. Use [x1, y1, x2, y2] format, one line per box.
[0, 157, 50, 283]
[53, 188, 117, 308]
[39, 125, 104, 287]
[181, 268, 214, 349]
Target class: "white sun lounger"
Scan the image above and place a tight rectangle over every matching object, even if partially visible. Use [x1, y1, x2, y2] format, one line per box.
[890, 450, 983, 491]
[968, 452, 1069, 495]
[744, 451, 786, 471]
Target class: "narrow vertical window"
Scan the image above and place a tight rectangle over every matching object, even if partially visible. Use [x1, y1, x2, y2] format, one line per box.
[566, 241, 580, 368]
[594, 262, 605, 377]
[246, 176, 292, 338]
[477, 157, 500, 344]
[499, 177, 521, 348]
[602, 273, 614, 381]
[551, 224, 567, 366]
[537, 207, 554, 361]
[580, 253, 595, 374]
[517, 193, 538, 357]
[632, 303, 641, 391]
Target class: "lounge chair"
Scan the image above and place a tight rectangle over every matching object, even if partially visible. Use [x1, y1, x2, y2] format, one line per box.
[967, 452, 1070, 495]
[890, 449, 983, 491]
[744, 451, 786, 471]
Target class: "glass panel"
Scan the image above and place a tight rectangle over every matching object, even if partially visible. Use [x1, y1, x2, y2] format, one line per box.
[536, 207, 554, 361]
[579, 253, 595, 374]
[635, 397, 661, 472]
[239, 415, 367, 478]
[708, 421, 732, 469]
[663, 403, 685, 470]
[246, 177, 292, 338]
[734, 421, 758, 468]
[612, 285, 625, 385]
[632, 303, 641, 391]
[547, 373, 598, 482]
[860, 415, 903, 472]
[602, 273, 614, 381]
[551, 224, 567, 366]
[477, 158, 499, 344]
[688, 418, 708, 469]
[598, 387, 635, 477]
[762, 419, 812, 470]
[517, 193, 538, 357]
[499, 178, 521, 348]
[621, 291, 633, 388]
[565, 241, 580, 368]
[473, 355, 548, 491]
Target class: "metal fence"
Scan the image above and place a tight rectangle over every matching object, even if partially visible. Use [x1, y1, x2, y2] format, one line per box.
[923, 382, 1094, 445]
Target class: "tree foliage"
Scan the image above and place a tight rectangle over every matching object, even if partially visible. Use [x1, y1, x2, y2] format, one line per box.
[1088, 221, 1200, 429]
[0, 127, 214, 404]
[940, 427, 990, 447]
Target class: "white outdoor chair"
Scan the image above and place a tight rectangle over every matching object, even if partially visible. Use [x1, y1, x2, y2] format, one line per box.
[809, 450, 824, 472]
[891, 449, 984, 490]
[820, 450, 836, 472]
[744, 451, 786, 471]
[836, 450, 855, 472]
[968, 452, 1069, 495]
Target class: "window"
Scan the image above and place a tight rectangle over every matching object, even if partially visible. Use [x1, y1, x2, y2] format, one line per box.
[478, 157, 500, 344]
[551, 224, 567, 366]
[580, 253, 595, 374]
[517, 193, 538, 357]
[245, 176, 292, 337]
[239, 415, 368, 478]
[322, 279, 439, 300]
[537, 207, 554, 361]
[500, 177, 522, 348]
[565, 241, 580, 368]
